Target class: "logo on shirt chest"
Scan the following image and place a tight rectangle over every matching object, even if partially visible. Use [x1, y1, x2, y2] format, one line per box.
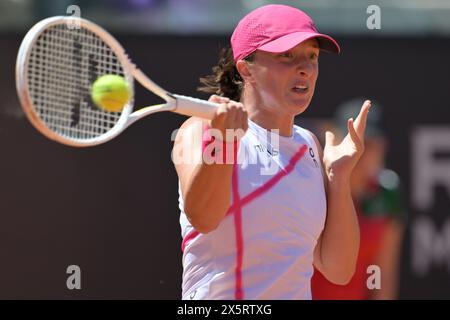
[309, 146, 320, 168]
[254, 144, 279, 157]
[254, 144, 319, 168]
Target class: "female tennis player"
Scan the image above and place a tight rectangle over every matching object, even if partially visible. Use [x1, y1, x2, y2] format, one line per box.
[173, 4, 371, 300]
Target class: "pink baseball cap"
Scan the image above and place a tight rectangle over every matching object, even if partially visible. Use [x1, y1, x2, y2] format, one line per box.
[231, 4, 340, 61]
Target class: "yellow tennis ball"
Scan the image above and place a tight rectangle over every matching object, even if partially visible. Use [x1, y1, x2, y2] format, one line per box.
[91, 75, 131, 112]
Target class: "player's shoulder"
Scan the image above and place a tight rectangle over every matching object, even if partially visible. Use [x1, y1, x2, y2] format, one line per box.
[179, 116, 205, 131]
[175, 117, 206, 139]
[295, 125, 323, 150]
[299, 126, 318, 139]
[172, 117, 207, 170]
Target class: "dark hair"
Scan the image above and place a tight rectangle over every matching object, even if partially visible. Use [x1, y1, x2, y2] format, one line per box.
[198, 47, 254, 101]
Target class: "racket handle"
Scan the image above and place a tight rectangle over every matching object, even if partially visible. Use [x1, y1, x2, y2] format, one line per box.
[172, 94, 218, 120]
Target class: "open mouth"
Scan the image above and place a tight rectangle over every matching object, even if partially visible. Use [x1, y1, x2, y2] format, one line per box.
[292, 85, 308, 94]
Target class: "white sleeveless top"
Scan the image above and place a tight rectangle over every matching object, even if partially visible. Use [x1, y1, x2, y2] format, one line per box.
[178, 119, 327, 300]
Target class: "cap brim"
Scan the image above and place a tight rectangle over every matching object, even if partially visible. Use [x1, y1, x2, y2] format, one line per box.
[258, 31, 340, 54]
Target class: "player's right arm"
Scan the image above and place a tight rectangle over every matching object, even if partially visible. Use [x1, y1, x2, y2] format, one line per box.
[173, 95, 248, 234]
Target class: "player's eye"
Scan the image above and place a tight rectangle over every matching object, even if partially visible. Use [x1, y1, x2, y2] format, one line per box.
[310, 52, 319, 61]
[279, 51, 294, 59]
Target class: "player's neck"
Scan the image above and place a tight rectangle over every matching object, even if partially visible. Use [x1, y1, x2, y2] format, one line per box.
[241, 93, 294, 137]
[249, 113, 294, 137]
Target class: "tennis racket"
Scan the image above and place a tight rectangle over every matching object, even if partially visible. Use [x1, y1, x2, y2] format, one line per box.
[16, 16, 219, 147]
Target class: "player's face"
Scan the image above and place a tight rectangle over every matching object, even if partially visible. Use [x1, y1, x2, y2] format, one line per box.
[249, 38, 319, 116]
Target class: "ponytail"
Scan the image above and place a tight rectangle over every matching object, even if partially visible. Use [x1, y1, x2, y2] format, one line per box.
[198, 47, 254, 101]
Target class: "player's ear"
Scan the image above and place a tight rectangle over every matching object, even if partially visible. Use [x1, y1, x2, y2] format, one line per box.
[236, 59, 253, 82]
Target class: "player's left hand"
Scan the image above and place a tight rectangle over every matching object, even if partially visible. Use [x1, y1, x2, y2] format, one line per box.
[323, 100, 371, 183]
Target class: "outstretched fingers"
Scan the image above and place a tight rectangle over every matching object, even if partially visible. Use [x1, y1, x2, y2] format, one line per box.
[347, 118, 363, 150]
[353, 100, 372, 143]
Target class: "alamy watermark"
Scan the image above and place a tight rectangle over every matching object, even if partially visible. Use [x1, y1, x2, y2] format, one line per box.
[66, 5, 81, 30]
[366, 5, 381, 30]
[66, 265, 81, 290]
[367, 264, 381, 290]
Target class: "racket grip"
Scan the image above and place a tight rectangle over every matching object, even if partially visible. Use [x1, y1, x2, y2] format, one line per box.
[172, 94, 218, 120]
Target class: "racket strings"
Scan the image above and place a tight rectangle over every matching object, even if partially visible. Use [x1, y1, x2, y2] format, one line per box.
[27, 23, 129, 140]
